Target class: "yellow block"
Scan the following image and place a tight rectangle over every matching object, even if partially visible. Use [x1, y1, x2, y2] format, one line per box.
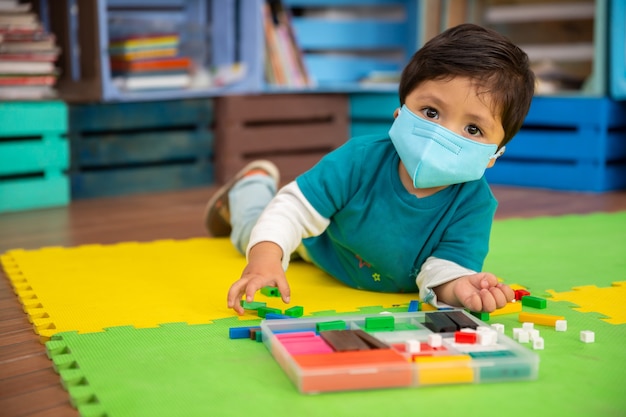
[414, 355, 474, 385]
[518, 312, 565, 326]
[490, 300, 523, 317]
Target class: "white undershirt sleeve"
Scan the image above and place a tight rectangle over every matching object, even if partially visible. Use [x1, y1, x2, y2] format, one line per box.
[247, 181, 330, 271]
[416, 256, 476, 307]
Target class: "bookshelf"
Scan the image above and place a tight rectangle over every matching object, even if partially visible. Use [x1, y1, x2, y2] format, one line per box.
[44, 0, 263, 102]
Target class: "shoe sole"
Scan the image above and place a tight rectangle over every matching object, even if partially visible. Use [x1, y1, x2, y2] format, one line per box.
[203, 160, 280, 236]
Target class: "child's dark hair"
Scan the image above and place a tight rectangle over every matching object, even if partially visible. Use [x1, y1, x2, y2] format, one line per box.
[398, 23, 535, 146]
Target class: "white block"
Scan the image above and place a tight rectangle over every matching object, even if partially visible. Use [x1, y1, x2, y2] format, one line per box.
[428, 334, 443, 348]
[528, 329, 541, 341]
[532, 337, 545, 350]
[513, 328, 523, 340]
[491, 323, 505, 334]
[580, 330, 595, 343]
[405, 339, 421, 354]
[522, 322, 534, 331]
[517, 330, 530, 343]
[477, 330, 498, 346]
[555, 320, 567, 331]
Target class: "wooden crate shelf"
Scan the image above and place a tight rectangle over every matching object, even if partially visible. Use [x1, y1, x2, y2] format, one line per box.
[214, 93, 349, 183]
[0, 101, 70, 213]
[69, 99, 214, 198]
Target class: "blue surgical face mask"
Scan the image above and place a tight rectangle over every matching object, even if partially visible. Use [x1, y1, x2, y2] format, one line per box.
[388, 105, 505, 188]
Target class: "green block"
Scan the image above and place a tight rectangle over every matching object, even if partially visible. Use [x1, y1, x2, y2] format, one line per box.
[260, 286, 280, 297]
[469, 310, 490, 321]
[521, 296, 547, 309]
[365, 316, 395, 331]
[240, 300, 266, 310]
[257, 307, 281, 318]
[316, 320, 346, 332]
[284, 306, 303, 318]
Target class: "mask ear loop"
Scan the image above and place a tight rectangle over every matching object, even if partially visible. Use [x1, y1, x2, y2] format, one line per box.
[489, 146, 506, 160]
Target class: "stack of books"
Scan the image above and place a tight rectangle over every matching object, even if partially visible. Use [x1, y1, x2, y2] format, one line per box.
[263, 0, 311, 88]
[0, 0, 59, 99]
[109, 32, 192, 91]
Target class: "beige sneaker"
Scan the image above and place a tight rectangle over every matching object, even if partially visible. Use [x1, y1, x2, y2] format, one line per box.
[204, 160, 280, 237]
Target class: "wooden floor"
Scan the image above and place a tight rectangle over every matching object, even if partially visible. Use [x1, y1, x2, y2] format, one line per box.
[1, 185, 626, 417]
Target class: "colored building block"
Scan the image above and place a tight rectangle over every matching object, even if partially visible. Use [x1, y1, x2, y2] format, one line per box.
[414, 355, 474, 385]
[555, 320, 568, 331]
[316, 320, 346, 332]
[445, 311, 479, 330]
[424, 312, 458, 333]
[240, 300, 266, 310]
[365, 315, 395, 331]
[521, 296, 547, 309]
[284, 306, 304, 318]
[469, 310, 490, 321]
[320, 330, 371, 351]
[454, 330, 478, 344]
[514, 289, 531, 301]
[257, 306, 282, 318]
[580, 330, 595, 343]
[351, 329, 390, 349]
[228, 326, 260, 339]
[408, 300, 420, 312]
[260, 286, 281, 297]
[265, 313, 292, 320]
[518, 312, 565, 327]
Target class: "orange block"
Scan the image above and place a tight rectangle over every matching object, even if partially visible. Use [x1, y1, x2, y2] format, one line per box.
[292, 349, 412, 393]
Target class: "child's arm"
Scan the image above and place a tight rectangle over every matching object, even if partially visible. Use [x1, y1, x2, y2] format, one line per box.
[227, 241, 290, 315]
[416, 257, 514, 312]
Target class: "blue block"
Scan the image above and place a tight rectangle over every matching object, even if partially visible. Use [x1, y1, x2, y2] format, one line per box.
[228, 326, 260, 339]
[408, 300, 420, 312]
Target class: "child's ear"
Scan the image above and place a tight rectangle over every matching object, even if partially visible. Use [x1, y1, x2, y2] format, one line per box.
[393, 107, 401, 119]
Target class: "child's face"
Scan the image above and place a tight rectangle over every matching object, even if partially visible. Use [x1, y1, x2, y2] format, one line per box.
[400, 76, 505, 149]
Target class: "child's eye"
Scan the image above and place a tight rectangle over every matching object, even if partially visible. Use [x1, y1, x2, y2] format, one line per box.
[422, 107, 439, 119]
[466, 125, 482, 136]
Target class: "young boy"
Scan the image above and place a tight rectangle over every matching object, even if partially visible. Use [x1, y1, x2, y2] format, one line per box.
[206, 23, 535, 315]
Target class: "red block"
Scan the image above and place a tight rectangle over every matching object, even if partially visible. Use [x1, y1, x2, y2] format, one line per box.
[454, 331, 477, 344]
[514, 289, 531, 301]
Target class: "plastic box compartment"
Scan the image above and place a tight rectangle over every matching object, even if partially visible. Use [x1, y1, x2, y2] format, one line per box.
[0, 102, 70, 213]
[69, 99, 214, 198]
[45, 0, 263, 102]
[260, 310, 539, 394]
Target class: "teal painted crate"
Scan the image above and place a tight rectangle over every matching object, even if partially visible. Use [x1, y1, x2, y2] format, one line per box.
[0, 101, 70, 213]
[69, 99, 215, 198]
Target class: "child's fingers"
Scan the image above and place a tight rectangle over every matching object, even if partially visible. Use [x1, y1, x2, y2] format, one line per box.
[488, 286, 508, 308]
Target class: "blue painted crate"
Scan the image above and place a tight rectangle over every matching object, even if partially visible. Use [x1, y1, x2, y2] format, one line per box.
[350, 93, 626, 192]
[283, 0, 419, 89]
[610, 0, 626, 99]
[486, 97, 626, 192]
[69, 99, 214, 198]
[0, 102, 70, 213]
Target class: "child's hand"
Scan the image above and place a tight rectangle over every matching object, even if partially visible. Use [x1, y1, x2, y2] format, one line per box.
[226, 242, 291, 315]
[433, 273, 515, 313]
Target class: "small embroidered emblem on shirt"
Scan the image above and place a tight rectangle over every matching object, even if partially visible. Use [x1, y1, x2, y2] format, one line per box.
[372, 273, 381, 282]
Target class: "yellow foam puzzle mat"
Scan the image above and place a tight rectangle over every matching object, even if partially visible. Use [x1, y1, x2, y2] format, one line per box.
[1, 238, 418, 340]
